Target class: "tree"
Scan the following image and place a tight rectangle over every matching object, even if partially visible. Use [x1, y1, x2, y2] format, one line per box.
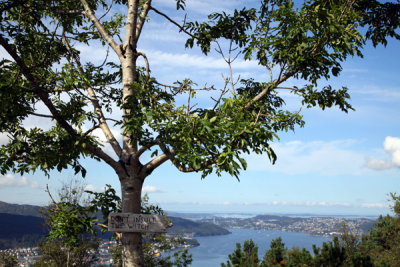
[35, 181, 101, 267]
[221, 239, 261, 267]
[223, 236, 372, 267]
[0, 0, 397, 266]
[38, 182, 192, 267]
[359, 193, 400, 266]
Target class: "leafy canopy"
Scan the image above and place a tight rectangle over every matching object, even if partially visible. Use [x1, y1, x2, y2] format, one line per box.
[0, 0, 366, 181]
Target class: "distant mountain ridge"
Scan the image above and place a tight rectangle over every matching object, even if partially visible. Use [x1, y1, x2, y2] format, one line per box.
[0, 201, 230, 249]
[0, 213, 47, 249]
[168, 216, 231, 236]
[0, 201, 42, 217]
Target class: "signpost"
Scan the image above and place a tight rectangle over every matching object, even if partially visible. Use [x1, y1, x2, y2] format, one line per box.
[108, 213, 168, 233]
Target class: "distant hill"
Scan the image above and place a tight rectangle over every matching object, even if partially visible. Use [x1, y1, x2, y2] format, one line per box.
[0, 201, 42, 217]
[0, 213, 47, 249]
[0, 201, 231, 249]
[168, 216, 231, 237]
[202, 214, 377, 237]
[0, 213, 47, 238]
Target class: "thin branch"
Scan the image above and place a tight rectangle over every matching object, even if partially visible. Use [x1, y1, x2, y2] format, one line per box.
[84, 124, 100, 136]
[154, 81, 214, 92]
[136, 0, 152, 42]
[62, 29, 123, 159]
[150, 7, 196, 39]
[94, 46, 110, 69]
[27, 111, 54, 119]
[136, 51, 150, 80]
[212, 76, 229, 111]
[275, 86, 297, 90]
[80, 0, 122, 57]
[215, 42, 226, 60]
[46, 184, 58, 207]
[98, 0, 114, 21]
[215, 39, 239, 96]
[186, 88, 192, 117]
[104, 117, 121, 124]
[92, 221, 122, 239]
[266, 64, 273, 83]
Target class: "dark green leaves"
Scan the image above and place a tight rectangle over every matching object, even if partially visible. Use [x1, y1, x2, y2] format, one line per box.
[186, 0, 364, 84]
[86, 184, 121, 227]
[356, 0, 400, 47]
[184, 7, 256, 54]
[0, 126, 98, 177]
[175, 0, 186, 11]
[297, 85, 354, 113]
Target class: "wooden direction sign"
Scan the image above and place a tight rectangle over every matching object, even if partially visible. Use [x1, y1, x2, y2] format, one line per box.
[108, 213, 167, 233]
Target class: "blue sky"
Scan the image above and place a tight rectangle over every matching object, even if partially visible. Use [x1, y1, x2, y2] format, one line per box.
[0, 0, 399, 216]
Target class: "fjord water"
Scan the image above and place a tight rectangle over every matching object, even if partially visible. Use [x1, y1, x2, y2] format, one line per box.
[188, 228, 331, 267]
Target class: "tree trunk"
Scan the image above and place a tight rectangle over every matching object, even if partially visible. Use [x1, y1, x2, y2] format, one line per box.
[120, 175, 144, 267]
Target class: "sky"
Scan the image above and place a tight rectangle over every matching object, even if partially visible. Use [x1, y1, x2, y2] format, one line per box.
[0, 0, 399, 216]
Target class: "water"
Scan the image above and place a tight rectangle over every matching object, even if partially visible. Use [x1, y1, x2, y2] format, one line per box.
[187, 228, 331, 267]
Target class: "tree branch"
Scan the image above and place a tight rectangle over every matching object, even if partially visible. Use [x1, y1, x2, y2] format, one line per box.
[134, 141, 158, 162]
[136, 0, 152, 42]
[247, 70, 297, 108]
[61, 30, 123, 159]
[140, 153, 169, 177]
[124, 0, 139, 48]
[154, 81, 214, 92]
[80, 0, 122, 58]
[150, 7, 196, 39]
[27, 111, 54, 119]
[136, 51, 150, 80]
[142, 139, 218, 175]
[46, 184, 58, 207]
[0, 33, 120, 171]
[98, 0, 114, 21]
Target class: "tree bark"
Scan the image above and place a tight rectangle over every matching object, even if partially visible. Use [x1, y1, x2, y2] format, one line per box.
[120, 174, 144, 267]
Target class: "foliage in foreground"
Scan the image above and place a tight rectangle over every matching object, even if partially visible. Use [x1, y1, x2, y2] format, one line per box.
[222, 194, 400, 267]
[34, 182, 192, 267]
[0, 251, 18, 267]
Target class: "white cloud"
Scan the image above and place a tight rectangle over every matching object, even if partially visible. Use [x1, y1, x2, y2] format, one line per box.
[0, 47, 13, 61]
[264, 200, 353, 208]
[153, 0, 242, 15]
[91, 127, 123, 158]
[246, 139, 365, 176]
[183, 0, 240, 15]
[141, 21, 187, 43]
[0, 174, 39, 188]
[146, 50, 259, 70]
[0, 133, 9, 146]
[163, 200, 387, 210]
[365, 136, 400, 170]
[143, 185, 166, 193]
[360, 203, 386, 208]
[75, 44, 119, 65]
[84, 184, 106, 192]
[384, 136, 400, 167]
[353, 85, 400, 102]
[364, 158, 394, 170]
